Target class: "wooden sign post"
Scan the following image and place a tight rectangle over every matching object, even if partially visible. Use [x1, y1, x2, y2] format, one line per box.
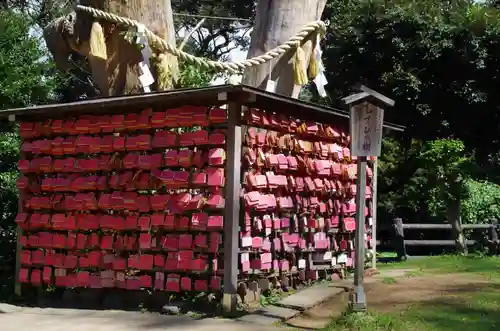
[342, 85, 395, 312]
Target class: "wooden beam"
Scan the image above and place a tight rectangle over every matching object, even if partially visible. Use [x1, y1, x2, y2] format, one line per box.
[222, 101, 242, 314]
[375, 240, 477, 246]
[402, 224, 492, 230]
[0, 85, 406, 132]
[404, 240, 477, 246]
[370, 159, 378, 269]
[14, 151, 26, 297]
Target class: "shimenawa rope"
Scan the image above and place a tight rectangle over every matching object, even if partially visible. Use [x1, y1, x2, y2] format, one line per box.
[76, 5, 326, 74]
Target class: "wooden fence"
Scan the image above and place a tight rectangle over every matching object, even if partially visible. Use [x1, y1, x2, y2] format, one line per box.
[377, 218, 500, 258]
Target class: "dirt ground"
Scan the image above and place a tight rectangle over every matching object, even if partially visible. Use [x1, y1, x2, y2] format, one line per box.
[286, 273, 494, 329]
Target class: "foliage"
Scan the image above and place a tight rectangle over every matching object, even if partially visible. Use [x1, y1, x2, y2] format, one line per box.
[461, 179, 500, 223]
[176, 63, 214, 88]
[322, 0, 500, 168]
[320, 0, 500, 225]
[1, 0, 71, 27]
[0, 10, 60, 299]
[0, 13, 61, 108]
[378, 138, 472, 222]
[417, 139, 472, 203]
[172, 0, 254, 59]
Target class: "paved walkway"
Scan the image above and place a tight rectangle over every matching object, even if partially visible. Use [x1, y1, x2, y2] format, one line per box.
[0, 308, 279, 331]
[0, 268, 416, 331]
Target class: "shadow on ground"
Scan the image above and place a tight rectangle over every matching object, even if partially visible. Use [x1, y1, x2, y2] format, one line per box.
[9, 286, 225, 318]
[51, 310, 205, 329]
[286, 274, 500, 330]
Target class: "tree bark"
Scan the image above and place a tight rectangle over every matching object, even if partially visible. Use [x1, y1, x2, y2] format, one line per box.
[392, 217, 407, 260]
[241, 0, 326, 98]
[67, 0, 177, 96]
[448, 198, 467, 255]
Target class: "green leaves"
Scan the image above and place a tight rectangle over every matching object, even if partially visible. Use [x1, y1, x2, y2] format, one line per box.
[321, 0, 500, 224]
[377, 138, 472, 221]
[177, 62, 213, 88]
[322, 0, 500, 157]
[0, 11, 60, 288]
[0, 11, 60, 109]
[461, 180, 500, 224]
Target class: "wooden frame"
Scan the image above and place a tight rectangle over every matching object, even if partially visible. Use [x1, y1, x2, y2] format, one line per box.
[0, 85, 404, 131]
[2, 84, 405, 313]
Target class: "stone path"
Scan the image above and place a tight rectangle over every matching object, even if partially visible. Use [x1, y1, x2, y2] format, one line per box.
[0, 307, 280, 331]
[0, 268, 416, 331]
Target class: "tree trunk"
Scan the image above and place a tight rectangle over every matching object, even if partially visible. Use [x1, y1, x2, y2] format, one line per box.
[70, 0, 177, 96]
[241, 0, 326, 98]
[448, 198, 467, 255]
[392, 217, 407, 261]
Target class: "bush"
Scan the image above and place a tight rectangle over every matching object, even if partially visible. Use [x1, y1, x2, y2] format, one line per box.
[461, 179, 500, 224]
[0, 10, 60, 301]
[378, 138, 472, 223]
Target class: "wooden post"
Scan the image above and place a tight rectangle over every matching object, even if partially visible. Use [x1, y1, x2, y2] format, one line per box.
[370, 158, 378, 269]
[392, 217, 407, 261]
[350, 155, 368, 311]
[14, 227, 23, 297]
[448, 198, 467, 255]
[14, 140, 25, 297]
[489, 218, 498, 255]
[222, 101, 242, 314]
[342, 85, 395, 313]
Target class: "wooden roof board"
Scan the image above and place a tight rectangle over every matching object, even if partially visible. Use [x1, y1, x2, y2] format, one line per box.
[0, 84, 404, 131]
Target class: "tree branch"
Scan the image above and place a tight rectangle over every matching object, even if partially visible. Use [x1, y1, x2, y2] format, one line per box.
[178, 18, 206, 51]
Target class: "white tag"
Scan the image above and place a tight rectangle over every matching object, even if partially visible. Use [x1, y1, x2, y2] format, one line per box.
[337, 253, 347, 264]
[331, 256, 337, 266]
[135, 24, 145, 44]
[241, 236, 252, 247]
[265, 228, 271, 236]
[298, 259, 306, 269]
[228, 75, 240, 85]
[367, 217, 373, 226]
[240, 252, 249, 262]
[138, 62, 154, 89]
[323, 251, 332, 260]
[265, 79, 276, 92]
[218, 92, 227, 101]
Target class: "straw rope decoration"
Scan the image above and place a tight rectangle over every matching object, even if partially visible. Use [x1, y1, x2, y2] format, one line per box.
[76, 5, 326, 84]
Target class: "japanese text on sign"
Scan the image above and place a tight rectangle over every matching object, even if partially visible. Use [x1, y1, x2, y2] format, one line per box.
[349, 102, 384, 157]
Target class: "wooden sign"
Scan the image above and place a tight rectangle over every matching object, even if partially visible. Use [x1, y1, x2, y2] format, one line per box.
[349, 101, 384, 157]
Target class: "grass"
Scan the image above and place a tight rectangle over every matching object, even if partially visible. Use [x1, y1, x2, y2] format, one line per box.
[321, 254, 500, 331]
[380, 277, 397, 284]
[378, 254, 500, 278]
